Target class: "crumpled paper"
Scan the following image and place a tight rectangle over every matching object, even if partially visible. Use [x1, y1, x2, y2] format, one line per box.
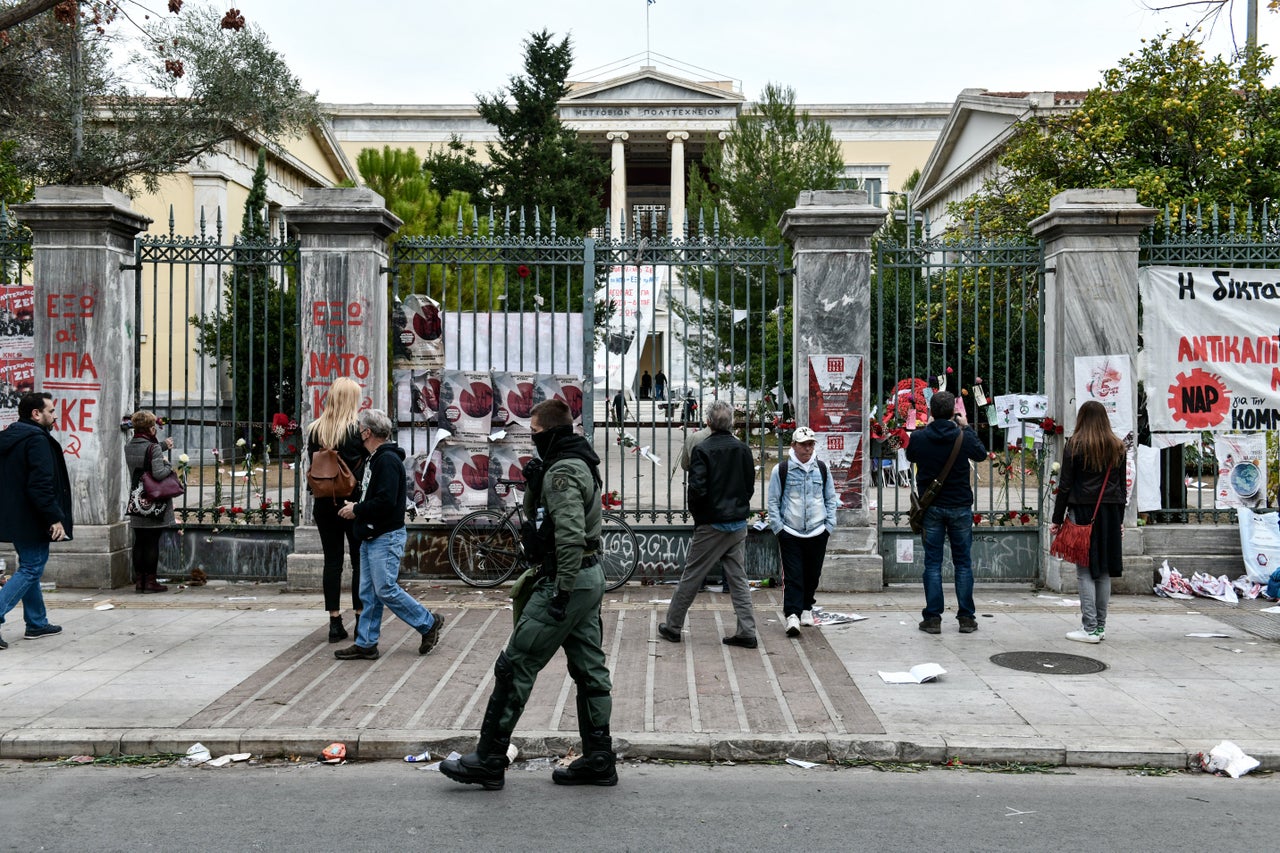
[1154, 560, 1195, 599]
[1198, 740, 1260, 778]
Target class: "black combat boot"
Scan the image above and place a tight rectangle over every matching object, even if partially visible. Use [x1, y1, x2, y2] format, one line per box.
[440, 675, 513, 791]
[552, 696, 617, 786]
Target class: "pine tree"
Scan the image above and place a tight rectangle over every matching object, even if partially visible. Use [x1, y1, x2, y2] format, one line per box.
[476, 30, 609, 237]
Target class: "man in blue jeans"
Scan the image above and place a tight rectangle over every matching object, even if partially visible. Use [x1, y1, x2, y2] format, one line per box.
[904, 390, 987, 635]
[0, 392, 73, 650]
[335, 408, 443, 660]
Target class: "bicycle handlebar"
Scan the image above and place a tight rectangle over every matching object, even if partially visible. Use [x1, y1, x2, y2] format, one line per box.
[495, 478, 527, 490]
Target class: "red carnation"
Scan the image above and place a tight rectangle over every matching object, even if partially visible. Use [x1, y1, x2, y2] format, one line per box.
[973, 513, 983, 525]
[516, 265, 531, 278]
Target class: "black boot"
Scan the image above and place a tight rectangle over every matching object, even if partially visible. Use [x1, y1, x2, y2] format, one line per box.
[440, 668, 513, 791]
[552, 695, 617, 786]
[328, 616, 348, 643]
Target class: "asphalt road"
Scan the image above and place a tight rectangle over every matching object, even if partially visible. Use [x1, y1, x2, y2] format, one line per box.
[0, 759, 1269, 852]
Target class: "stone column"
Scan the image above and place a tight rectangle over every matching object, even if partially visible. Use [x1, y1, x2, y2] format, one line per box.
[1029, 188, 1156, 593]
[12, 187, 152, 588]
[779, 190, 887, 591]
[607, 131, 629, 239]
[283, 187, 402, 591]
[667, 131, 688, 239]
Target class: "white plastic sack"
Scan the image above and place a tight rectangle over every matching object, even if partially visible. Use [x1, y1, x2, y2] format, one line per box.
[1237, 507, 1280, 585]
[1199, 740, 1260, 778]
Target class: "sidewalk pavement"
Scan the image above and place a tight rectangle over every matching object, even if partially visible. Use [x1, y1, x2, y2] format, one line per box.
[2, 579, 1278, 771]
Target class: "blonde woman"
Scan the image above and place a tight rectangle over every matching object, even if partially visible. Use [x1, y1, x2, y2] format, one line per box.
[306, 377, 370, 642]
[124, 410, 174, 593]
[1051, 401, 1127, 644]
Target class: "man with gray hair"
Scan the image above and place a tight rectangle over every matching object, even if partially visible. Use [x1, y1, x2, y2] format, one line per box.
[335, 409, 443, 660]
[659, 399, 758, 647]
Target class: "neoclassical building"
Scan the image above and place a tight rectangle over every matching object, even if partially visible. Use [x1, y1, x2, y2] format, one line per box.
[326, 65, 949, 238]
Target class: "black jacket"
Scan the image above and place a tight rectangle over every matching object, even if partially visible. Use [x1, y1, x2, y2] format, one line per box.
[351, 441, 407, 540]
[688, 430, 755, 525]
[904, 418, 988, 508]
[0, 419, 73, 542]
[1051, 443, 1126, 525]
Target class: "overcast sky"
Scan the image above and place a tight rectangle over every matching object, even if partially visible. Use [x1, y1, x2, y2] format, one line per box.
[226, 0, 1280, 105]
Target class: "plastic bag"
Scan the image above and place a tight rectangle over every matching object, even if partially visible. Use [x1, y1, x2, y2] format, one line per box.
[1153, 560, 1194, 599]
[1198, 740, 1259, 778]
[1236, 507, 1280, 585]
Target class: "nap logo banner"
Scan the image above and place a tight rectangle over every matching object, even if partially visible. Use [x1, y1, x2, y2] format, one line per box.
[1139, 266, 1280, 432]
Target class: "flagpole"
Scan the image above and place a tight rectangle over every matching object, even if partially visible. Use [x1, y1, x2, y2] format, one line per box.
[646, 1, 651, 65]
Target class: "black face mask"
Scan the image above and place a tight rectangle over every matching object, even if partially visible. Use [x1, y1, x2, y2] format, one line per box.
[532, 424, 571, 460]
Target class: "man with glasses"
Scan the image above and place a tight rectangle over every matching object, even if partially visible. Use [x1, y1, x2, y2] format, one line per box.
[440, 398, 615, 791]
[334, 409, 443, 660]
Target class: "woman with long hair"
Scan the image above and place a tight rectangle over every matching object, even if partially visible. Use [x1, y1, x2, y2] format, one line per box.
[306, 377, 369, 642]
[124, 410, 174, 593]
[1051, 400, 1127, 643]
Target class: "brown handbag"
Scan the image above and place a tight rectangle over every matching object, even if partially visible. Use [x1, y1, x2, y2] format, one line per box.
[1050, 467, 1111, 568]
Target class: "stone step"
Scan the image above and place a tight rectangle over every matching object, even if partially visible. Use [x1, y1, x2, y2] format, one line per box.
[1141, 525, 1241, 554]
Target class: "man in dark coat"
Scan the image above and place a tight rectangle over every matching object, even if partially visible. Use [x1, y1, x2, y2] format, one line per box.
[0, 392, 73, 650]
[903, 390, 988, 635]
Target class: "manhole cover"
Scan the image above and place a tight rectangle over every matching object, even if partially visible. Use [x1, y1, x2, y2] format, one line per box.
[990, 651, 1107, 674]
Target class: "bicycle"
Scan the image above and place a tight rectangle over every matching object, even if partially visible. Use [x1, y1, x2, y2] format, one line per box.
[447, 478, 640, 592]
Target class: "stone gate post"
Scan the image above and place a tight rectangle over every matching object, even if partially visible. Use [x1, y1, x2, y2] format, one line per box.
[779, 190, 887, 591]
[283, 188, 402, 591]
[12, 187, 152, 588]
[1030, 189, 1156, 593]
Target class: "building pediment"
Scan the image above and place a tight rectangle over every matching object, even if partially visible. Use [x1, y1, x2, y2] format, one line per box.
[561, 68, 742, 124]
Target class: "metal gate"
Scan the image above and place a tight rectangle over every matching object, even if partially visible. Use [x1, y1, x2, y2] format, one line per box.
[131, 208, 302, 539]
[388, 210, 788, 524]
[872, 228, 1045, 582]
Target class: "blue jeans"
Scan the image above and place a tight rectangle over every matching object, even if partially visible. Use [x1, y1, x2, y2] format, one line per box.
[354, 527, 435, 647]
[921, 505, 976, 620]
[0, 539, 51, 631]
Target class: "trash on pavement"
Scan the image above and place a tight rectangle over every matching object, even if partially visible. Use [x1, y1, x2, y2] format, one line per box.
[785, 758, 821, 769]
[1232, 576, 1262, 600]
[1189, 572, 1238, 604]
[1037, 594, 1079, 606]
[1154, 560, 1195, 599]
[812, 610, 866, 626]
[206, 752, 250, 768]
[1185, 632, 1231, 638]
[319, 742, 347, 764]
[421, 751, 461, 771]
[93, 601, 114, 610]
[1198, 740, 1259, 778]
[878, 663, 946, 684]
[180, 743, 211, 766]
[1260, 605, 1280, 614]
[404, 750, 432, 763]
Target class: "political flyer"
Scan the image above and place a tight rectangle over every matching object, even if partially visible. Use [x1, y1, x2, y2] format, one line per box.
[808, 354, 863, 433]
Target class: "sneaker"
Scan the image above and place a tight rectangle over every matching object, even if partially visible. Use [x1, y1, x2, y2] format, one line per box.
[800, 610, 815, 627]
[419, 614, 445, 655]
[1066, 629, 1101, 644]
[785, 614, 801, 637]
[334, 643, 380, 660]
[24, 624, 62, 640]
[1092, 627, 1106, 641]
[918, 618, 941, 635]
[722, 634, 758, 649]
[958, 616, 978, 634]
[657, 623, 682, 643]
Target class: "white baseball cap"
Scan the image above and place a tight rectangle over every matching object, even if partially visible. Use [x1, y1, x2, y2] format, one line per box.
[792, 426, 818, 444]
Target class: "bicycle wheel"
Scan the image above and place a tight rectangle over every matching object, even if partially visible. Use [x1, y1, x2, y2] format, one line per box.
[598, 513, 639, 591]
[448, 509, 521, 587]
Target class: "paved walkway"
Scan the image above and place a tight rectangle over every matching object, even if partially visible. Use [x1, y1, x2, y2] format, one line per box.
[1, 581, 1278, 770]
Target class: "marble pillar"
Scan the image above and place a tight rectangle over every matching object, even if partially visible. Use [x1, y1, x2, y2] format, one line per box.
[779, 190, 887, 591]
[283, 187, 402, 591]
[608, 131, 629, 240]
[667, 131, 688, 240]
[1029, 188, 1156, 593]
[12, 187, 152, 588]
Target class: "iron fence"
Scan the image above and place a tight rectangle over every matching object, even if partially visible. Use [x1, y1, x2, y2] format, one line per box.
[872, 228, 1045, 581]
[389, 208, 787, 523]
[131, 206, 302, 529]
[1139, 202, 1280, 523]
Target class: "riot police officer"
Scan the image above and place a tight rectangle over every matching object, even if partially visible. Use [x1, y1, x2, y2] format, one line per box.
[439, 398, 615, 790]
